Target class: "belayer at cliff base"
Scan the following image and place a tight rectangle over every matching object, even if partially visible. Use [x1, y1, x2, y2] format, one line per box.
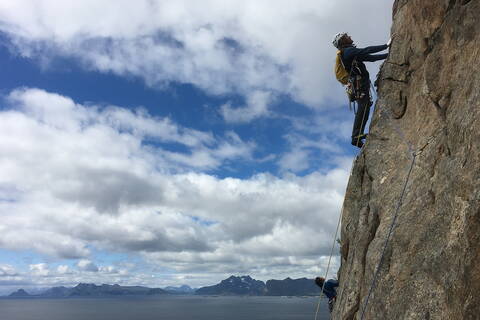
[315, 277, 339, 313]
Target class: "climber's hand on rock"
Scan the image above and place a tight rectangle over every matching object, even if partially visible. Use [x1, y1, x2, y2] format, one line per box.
[388, 33, 396, 47]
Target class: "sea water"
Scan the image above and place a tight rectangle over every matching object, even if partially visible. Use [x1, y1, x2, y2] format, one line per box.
[0, 296, 330, 320]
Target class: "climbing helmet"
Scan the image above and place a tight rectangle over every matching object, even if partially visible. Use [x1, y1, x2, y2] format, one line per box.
[332, 32, 348, 48]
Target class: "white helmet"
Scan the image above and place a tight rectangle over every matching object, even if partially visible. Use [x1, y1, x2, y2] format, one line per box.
[332, 33, 347, 48]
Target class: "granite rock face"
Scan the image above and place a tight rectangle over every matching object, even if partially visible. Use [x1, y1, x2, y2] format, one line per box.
[333, 1, 480, 319]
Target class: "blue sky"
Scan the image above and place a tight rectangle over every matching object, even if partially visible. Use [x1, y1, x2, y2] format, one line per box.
[0, 33, 353, 178]
[0, 0, 392, 294]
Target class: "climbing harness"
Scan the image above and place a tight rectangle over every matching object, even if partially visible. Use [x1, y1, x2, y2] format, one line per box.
[335, 49, 363, 109]
[352, 79, 375, 148]
[348, 60, 366, 104]
[344, 57, 371, 148]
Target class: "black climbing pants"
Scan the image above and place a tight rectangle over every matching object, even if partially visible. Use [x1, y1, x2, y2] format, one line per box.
[351, 86, 372, 146]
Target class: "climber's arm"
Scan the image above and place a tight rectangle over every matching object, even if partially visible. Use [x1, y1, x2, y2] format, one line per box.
[356, 44, 388, 55]
[329, 279, 339, 288]
[362, 53, 388, 62]
[344, 45, 388, 62]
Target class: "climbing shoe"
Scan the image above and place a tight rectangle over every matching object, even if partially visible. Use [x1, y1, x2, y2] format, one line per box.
[351, 133, 367, 148]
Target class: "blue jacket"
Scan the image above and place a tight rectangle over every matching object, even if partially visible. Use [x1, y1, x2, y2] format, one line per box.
[341, 44, 388, 83]
[322, 279, 339, 300]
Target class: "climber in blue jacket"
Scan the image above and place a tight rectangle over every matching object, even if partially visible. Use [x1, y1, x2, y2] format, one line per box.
[315, 276, 339, 312]
[332, 33, 391, 148]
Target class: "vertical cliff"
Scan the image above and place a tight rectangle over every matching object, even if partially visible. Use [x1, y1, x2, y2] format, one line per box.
[333, 0, 480, 319]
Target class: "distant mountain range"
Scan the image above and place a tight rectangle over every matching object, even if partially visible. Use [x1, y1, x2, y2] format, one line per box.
[265, 277, 319, 296]
[164, 285, 196, 294]
[196, 275, 267, 295]
[7, 276, 321, 298]
[195, 275, 320, 296]
[9, 283, 168, 298]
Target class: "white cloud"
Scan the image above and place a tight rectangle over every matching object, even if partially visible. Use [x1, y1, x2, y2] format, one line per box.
[278, 148, 311, 173]
[56, 265, 71, 274]
[98, 266, 118, 274]
[221, 90, 272, 123]
[29, 263, 50, 277]
[0, 264, 17, 277]
[276, 114, 350, 173]
[77, 260, 99, 272]
[0, 0, 393, 112]
[0, 1, 393, 288]
[0, 87, 350, 287]
[0, 261, 136, 294]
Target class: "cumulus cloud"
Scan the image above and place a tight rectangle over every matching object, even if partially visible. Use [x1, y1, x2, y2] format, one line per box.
[29, 263, 50, 277]
[0, 264, 17, 277]
[0, 261, 137, 295]
[0, 88, 349, 285]
[276, 109, 352, 173]
[56, 265, 71, 274]
[0, 0, 393, 112]
[220, 90, 272, 123]
[278, 148, 311, 173]
[77, 260, 99, 272]
[98, 266, 118, 274]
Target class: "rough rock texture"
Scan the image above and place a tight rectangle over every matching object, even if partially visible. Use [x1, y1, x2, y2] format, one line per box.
[333, 0, 480, 319]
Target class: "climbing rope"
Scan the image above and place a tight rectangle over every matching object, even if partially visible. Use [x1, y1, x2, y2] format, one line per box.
[314, 199, 342, 320]
[359, 152, 416, 320]
[357, 126, 444, 319]
[315, 57, 445, 318]
[314, 77, 375, 319]
[314, 155, 358, 320]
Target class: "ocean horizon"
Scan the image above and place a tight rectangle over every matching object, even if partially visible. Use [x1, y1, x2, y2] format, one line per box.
[0, 295, 330, 320]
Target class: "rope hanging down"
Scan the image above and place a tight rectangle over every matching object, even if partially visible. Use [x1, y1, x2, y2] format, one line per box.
[314, 207, 342, 320]
[313, 77, 445, 319]
[359, 152, 417, 320]
[314, 156, 357, 320]
[314, 198, 343, 320]
[358, 126, 444, 319]
[314, 149, 417, 320]
[314, 81, 374, 319]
